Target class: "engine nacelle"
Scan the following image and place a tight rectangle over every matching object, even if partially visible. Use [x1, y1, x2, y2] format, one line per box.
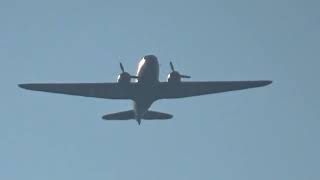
[167, 72, 181, 83]
[117, 72, 131, 83]
[168, 62, 191, 83]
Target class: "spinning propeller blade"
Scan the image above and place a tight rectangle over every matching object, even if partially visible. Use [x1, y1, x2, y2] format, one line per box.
[170, 62, 191, 79]
[170, 62, 175, 72]
[120, 63, 125, 73]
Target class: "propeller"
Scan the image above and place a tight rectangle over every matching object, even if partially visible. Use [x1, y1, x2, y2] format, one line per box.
[169, 62, 175, 72]
[119, 62, 138, 79]
[120, 62, 125, 73]
[170, 61, 191, 79]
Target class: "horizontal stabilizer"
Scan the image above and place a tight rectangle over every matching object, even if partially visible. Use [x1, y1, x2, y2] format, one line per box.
[102, 110, 173, 120]
[102, 110, 134, 120]
[143, 111, 173, 120]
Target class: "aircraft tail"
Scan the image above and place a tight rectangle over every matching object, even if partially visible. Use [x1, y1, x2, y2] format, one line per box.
[102, 110, 173, 120]
[143, 111, 173, 120]
[102, 110, 135, 120]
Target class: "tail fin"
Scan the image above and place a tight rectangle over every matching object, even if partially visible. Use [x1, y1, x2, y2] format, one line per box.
[102, 110, 173, 120]
[143, 111, 173, 120]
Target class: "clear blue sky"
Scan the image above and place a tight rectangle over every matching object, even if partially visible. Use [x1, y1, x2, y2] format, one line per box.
[1, 0, 319, 179]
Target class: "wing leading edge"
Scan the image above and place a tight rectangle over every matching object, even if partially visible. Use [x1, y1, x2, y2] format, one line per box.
[157, 80, 272, 99]
[18, 83, 135, 99]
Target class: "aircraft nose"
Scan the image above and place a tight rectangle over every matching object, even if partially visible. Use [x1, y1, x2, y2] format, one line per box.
[144, 55, 158, 64]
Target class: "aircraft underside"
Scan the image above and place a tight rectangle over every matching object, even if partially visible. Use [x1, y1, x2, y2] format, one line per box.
[19, 55, 272, 125]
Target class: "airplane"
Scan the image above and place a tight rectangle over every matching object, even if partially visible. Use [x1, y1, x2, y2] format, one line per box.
[19, 55, 272, 125]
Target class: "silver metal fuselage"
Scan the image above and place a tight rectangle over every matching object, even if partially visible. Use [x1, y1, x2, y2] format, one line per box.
[133, 55, 160, 123]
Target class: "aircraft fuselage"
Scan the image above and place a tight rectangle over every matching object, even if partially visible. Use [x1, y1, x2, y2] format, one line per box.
[133, 55, 161, 124]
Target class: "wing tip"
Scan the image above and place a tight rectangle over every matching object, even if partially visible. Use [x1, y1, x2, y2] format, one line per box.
[102, 115, 111, 120]
[18, 84, 29, 90]
[264, 80, 273, 86]
[18, 84, 37, 90]
[102, 115, 115, 120]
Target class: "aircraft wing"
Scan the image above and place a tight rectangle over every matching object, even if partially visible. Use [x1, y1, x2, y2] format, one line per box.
[157, 80, 272, 99]
[19, 83, 135, 99]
